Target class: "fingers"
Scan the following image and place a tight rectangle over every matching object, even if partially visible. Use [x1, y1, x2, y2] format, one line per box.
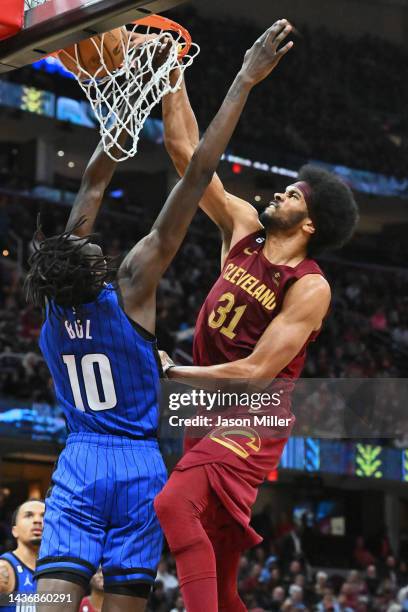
[274, 23, 292, 47]
[276, 40, 294, 58]
[263, 19, 292, 50]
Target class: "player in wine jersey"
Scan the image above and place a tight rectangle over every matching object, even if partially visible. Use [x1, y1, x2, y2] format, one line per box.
[24, 21, 292, 612]
[155, 24, 359, 611]
[0, 499, 45, 612]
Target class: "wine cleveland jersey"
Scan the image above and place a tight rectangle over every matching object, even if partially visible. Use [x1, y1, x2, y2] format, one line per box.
[193, 230, 325, 379]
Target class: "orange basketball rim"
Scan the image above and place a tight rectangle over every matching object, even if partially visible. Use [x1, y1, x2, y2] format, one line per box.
[51, 13, 193, 64]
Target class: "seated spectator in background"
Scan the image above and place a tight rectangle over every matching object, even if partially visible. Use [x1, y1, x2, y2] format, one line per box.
[315, 571, 329, 598]
[148, 580, 169, 612]
[276, 511, 294, 539]
[270, 586, 286, 611]
[382, 555, 399, 587]
[280, 524, 306, 573]
[242, 592, 266, 612]
[283, 559, 305, 589]
[283, 584, 306, 610]
[339, 581, 359, 610]
[270, 566, 283, 590]
[398, 560, 408, 586]
[370, 308, 388, 331]
[79, 568, 104, 612]
[170, 594, 185, 612]
[241, 563, 263, 594]
[398, 584, 408, 611]
[365, 564, 380, 597]
[353, 536, 376, 568]
[376, 580, 398, 611]
[316, 592, 342, 612]
[155, 559, 179, 594]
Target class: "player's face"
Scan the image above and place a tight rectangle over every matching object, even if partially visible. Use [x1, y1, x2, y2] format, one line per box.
[69, 236, 107, 277]
[12, 501, 45, 548]
[90, 567, 104, 592]
[259, 185, 309, 232]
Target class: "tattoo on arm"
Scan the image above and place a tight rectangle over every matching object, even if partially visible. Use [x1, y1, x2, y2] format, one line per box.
[0, 562, 11, 593]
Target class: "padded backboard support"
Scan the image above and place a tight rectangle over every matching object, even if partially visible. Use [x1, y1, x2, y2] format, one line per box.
[0, 0, 187, 73]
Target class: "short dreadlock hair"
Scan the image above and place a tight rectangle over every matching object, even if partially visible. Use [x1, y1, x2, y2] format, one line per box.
[25, 218, 115, 311]
[298, 165, 359, 256]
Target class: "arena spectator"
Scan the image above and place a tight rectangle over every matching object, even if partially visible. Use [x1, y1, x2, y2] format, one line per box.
[79, 568, 104, 612]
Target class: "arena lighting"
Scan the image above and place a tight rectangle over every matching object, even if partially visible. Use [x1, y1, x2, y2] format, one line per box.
[109, 189, 124, 199]
[2, 249, 9, 256]
[232, 162, 242, 174]
[1, 78, 407, 194]
[57, 150, 64, 157]
[221, 153, 298, 179]
[67, 161, 75, 168]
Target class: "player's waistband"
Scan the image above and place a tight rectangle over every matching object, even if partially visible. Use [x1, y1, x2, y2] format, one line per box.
[66, 431, 159, 448]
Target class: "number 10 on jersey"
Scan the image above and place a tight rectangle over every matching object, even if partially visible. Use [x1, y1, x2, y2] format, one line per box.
[63, 353, 117, 411]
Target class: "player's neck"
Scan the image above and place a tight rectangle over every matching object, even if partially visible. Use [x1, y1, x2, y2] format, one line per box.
[90, 590, 104, 611]
[13, 543, 38, 571]
[263, 233, 307, 267]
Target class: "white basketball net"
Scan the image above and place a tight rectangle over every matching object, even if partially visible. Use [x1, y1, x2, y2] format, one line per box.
[58, 20, 199, 161]
[24, 0, 51, 10]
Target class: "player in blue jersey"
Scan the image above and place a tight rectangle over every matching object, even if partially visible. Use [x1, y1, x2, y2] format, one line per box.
[0, 499, 45, 612]
[24, 21, 292, 612]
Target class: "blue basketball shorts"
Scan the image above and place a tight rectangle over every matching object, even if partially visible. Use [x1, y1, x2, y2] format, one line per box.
[36, 432, 167, 589]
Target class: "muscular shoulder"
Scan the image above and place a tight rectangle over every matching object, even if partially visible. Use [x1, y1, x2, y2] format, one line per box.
[0, 559, 15, 593]
[283, 274, 331, 327]
[289, 273, 331, 303]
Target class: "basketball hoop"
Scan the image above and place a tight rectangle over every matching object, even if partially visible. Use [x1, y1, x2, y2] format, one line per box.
[24, 0, 51, 8]
[57, 15, 199, 162]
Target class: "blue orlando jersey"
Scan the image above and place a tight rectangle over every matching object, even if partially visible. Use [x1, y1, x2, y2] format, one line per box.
[0, 552, 36, 612]
[39, 284, 161, 437]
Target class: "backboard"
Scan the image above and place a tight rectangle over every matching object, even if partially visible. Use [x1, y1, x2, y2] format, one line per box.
[0, 0, 187, 73]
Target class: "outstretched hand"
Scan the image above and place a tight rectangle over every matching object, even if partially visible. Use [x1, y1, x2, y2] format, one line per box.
[240, 19, 294, 87]
[128, 31, 175, 70]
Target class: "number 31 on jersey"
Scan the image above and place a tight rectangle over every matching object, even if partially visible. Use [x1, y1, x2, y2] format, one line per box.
[208, 292, 247, 339]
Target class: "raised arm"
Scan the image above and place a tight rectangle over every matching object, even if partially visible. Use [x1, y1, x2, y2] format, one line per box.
[65, 33, 173, 238]
[65, 131, 128, 238]
[165, 274, 331, 381]
[118, 20, 294, 333]
[163, 70, 262, 261]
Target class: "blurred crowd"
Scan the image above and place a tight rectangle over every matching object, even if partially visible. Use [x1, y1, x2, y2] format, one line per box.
[147, 548, 408, 612]
[171, 10, 408, 178]
[144, 506, 408, 611]
[1, 488, 408, 612]
[6, 9, 408, 178]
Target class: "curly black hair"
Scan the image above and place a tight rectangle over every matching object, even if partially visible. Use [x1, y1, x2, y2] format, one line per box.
[24, 218, 116, 312]
[298, 165, 359, 256]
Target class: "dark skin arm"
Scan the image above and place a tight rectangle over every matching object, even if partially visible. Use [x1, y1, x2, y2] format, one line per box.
[64, 33, 171, 237]
[118, 20, 294, 334]
[0, 560, 14, 593]
[165, 275, 331, 381]
[65, 131, 128, 238]
[163, 71, 263, 268]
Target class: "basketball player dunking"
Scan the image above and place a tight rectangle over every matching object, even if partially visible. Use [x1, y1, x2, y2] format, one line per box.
[25, 21, 293, 612]
[155, 19, 359, 611]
